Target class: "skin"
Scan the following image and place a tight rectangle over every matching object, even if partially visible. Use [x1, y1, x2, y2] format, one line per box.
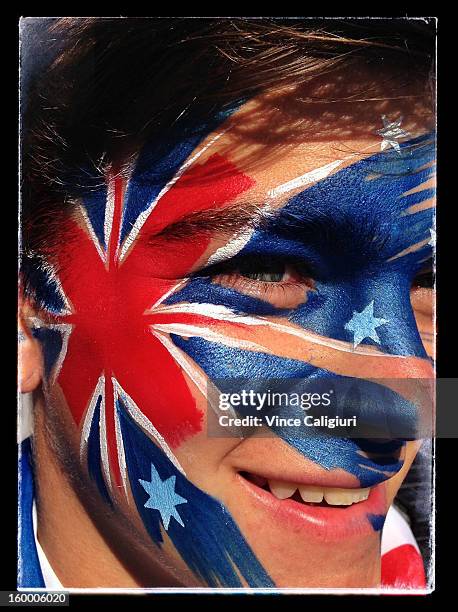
[19, 81, 435, 588]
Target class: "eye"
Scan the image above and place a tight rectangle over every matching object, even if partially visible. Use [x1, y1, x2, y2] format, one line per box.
[410, 265, 434, 358]
[412, 267, 434, 290]
[202, 255, 315, 309]
[237, 259, 291, 282]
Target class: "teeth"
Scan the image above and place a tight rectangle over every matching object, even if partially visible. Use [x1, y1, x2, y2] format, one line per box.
[268, 480, 297, 499]
[267, 479, 370, 505]
[324, 488, 359, 506]
[320, 486, 370, 505]
[299, 486, 324, 503]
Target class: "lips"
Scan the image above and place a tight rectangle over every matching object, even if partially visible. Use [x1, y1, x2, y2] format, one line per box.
[236, 470, 387, 542]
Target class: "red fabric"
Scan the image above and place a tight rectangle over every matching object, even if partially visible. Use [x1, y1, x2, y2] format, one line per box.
[381, 544, 426, 589]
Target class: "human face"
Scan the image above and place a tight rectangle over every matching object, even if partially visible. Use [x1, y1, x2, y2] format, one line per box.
[26, 89, 435, 588]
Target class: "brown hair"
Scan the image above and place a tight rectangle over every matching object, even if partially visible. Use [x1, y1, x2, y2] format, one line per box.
[21, 17, 435, 262]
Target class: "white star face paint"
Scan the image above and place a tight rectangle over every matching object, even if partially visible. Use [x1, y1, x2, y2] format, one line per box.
[139, 464, 188, 531]
[376, 115, 410, 154]
[344, 301, 389, 349]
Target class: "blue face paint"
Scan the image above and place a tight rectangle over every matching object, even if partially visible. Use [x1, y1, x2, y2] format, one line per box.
[171, 334, 417, 488]
[367, 514, 386, 532]
[117, 396, 274, 587]
[168, 135, 435, 350]
[165, 134, 435, 495]
[87, 395, 112, 505]
[24, 105, 278, 587]
[80, 188, 109, 250]
[31, 327, 63, 379]
[25, 97, 434, 582]
[165, 277, 288, 317]
[118, 108, 239, 246]
[21, 253, 69, 315]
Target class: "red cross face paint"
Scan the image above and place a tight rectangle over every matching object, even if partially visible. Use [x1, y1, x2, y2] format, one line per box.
[53, 152, 255, 484]
[23, 92, 435, 589]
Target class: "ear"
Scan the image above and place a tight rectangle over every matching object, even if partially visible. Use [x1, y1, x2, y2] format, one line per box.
[18, 300, 43, 393]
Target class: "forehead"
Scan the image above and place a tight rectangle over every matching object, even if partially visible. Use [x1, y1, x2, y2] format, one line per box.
[164, 97, 434, 275]
[204, 92, 435, 195]
[73, 90, 435, 279]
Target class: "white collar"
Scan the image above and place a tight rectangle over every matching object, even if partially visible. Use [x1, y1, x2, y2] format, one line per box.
[32, 501, 65, 590]
[381, 504, 420, 555]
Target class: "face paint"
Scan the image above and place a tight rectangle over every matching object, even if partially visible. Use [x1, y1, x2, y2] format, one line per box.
[46, 151, 254, 467]
[376, 115, 411, 153]
[25, 114, 279, 585]
[24, 111, 435, 585]
[117, 390, 274, 587]
[160, 132, 435, 528]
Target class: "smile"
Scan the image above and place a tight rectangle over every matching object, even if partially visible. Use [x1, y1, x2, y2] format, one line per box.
[236, 470, 387, 541]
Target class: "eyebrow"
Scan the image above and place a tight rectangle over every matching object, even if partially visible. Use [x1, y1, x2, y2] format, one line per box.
[148, 185, 434, 268]
[149, 201, 276, 242]
[148, 198, 392, 266]
[150, 197, 385, 250]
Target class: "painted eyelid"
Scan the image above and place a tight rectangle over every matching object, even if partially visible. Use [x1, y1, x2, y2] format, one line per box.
[216, 274, 310, 290]
[212, 273, 312, 311]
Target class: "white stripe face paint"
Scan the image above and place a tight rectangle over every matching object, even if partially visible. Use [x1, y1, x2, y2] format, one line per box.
[99, 388, 112, 492]
[201, 141, 392, 270]
[206, 228, 257, 267]
[103, 177, 116, 259]
[47, 323, 73, 386]
[149, 301, 401, 358]
[79, 204, 107, 264]
[37, 261, 73, 317]
[267, 159, 345, 199]
[25, 317, 74, 387]
[151, 302, 267, 326]
[112, 379, 132, 498]
[150, 331, 209, 399]
[203, 158, 347, 268]
[151, 330, 237, 420]
[147, 279, 189, 311]
[112, 378, 186, 476]
[152, 322, 265, 353]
